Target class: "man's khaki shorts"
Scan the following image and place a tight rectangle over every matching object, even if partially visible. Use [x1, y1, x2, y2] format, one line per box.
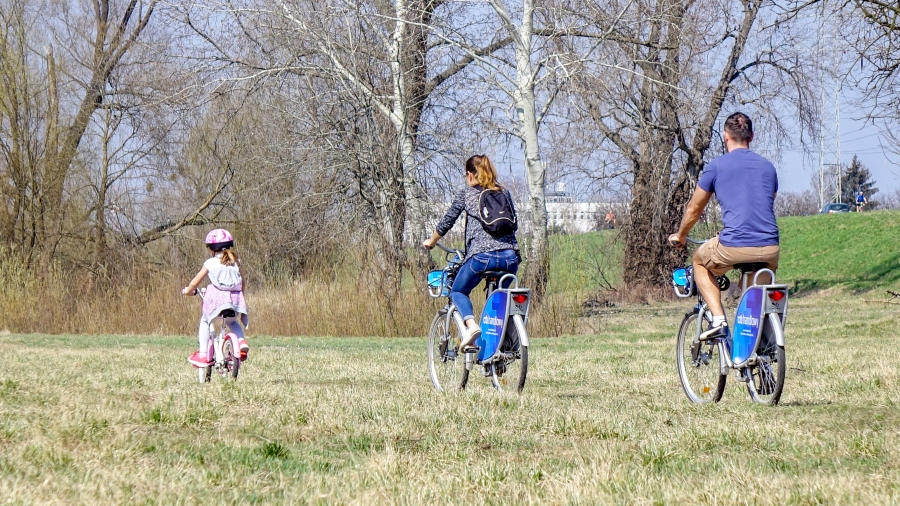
[693, 237, 779, 276]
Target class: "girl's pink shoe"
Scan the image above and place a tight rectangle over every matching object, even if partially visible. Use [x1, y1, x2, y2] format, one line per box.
[188, 351, 211, 368]
[237, 337, 249, 361]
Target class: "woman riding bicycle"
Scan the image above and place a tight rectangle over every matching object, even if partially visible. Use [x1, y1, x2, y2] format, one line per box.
[423, 154, 520, 351]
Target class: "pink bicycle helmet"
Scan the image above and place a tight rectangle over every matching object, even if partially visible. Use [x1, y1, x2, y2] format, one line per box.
[205, 228, 234, 251]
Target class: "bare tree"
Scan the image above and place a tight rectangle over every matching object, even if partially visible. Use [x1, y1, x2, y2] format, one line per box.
[774, 189, 819, 216]
[40, 0, 160, 261]
[0, 0, 221, 267]
[175, 0, 519, 292]
[841, 0, 900, 157]
[567, 0, 817, 286]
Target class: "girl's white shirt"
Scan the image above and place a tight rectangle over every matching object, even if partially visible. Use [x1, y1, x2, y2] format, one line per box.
[204, 253, 242, 291]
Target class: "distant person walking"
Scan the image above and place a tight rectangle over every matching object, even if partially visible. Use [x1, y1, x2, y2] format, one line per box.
[855, 191, 867, 212]
[604, 211, 616, 229]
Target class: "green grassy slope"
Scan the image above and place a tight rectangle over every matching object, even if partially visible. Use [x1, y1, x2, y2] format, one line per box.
[546, 210, 900, 294]
[778, 210, 900, 292]
[548, 230, 622, 293]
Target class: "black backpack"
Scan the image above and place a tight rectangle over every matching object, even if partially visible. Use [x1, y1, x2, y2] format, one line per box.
[475, 186, 518, 236]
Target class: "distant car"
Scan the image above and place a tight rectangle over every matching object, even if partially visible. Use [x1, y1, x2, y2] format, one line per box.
[820, 203, 851, 214]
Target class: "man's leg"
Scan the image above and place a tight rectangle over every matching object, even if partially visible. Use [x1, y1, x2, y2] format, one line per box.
[693, 258, 724, 317]
[692, 241, 729, 340]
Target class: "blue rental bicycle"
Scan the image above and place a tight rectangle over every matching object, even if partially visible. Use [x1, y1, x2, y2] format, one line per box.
[426, 243, 531, 393]
[671, 238, 788, 405]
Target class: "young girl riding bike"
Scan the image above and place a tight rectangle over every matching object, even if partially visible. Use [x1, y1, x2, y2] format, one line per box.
[182, 229, 250, 367]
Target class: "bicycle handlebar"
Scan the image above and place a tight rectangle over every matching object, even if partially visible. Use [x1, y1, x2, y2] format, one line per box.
[434, 242, 464, 258]
[668, 236, 707, 247]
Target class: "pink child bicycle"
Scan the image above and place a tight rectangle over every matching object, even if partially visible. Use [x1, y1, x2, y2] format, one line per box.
[194, 288, 245, 382]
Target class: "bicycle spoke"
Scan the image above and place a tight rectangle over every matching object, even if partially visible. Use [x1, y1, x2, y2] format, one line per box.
[676, 313, 726, 403]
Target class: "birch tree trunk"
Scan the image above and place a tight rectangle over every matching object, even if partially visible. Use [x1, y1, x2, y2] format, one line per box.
[490, 0, 550, 298]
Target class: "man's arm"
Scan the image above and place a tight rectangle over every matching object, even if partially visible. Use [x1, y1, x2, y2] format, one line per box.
[669, 188, 713, 246]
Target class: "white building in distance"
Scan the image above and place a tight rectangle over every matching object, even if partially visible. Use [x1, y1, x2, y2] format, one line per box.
[545, 183, 618, 233]
[411, 183, 623, 240]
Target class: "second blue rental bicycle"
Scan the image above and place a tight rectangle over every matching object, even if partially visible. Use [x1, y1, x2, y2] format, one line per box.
[425, 243, 532, 393]
[671, 238, 789, 405]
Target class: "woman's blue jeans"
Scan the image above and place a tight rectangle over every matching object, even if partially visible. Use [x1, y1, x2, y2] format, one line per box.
[451, 249, 520, 321]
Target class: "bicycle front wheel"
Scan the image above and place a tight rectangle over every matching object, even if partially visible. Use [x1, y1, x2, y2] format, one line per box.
[427, 311, 468, 392]
[676, 312, 726, 403]
[490, 315, 528, 393]
[746, 315, 786, 405]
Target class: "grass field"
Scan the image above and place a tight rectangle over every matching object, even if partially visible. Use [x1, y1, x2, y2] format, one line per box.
[543, 210, 900, 295]
[2, 289, 898, 504]
[779, 211, 900, 293]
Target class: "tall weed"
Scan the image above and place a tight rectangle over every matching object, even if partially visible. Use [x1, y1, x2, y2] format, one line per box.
[0, 246, 591, 337]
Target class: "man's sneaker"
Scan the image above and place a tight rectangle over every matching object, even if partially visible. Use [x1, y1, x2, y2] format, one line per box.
[735, 368, 750, 383]
[483, 364, 494, 377]
[699, 321, 728, 341]
[237, 337, 249, 361]
[188, 351, 211, 368]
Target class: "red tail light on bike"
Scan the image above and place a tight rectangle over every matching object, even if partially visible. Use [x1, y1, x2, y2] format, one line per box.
[768, 290, 785, 302]
[512, 294, 528, 304]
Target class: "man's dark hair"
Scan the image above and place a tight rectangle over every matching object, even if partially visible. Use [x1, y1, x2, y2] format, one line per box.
[724, 112, 753, 143]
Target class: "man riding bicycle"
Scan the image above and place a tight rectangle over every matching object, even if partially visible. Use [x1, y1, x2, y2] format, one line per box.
[669, 112, 780, 345]
[856, 191, 867, 212]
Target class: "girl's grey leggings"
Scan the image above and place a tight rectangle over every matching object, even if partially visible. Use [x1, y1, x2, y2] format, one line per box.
[198, 315, 244, 354]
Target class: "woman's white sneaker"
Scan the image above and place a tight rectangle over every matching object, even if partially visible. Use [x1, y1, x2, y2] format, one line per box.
[460, 326, 482, 351]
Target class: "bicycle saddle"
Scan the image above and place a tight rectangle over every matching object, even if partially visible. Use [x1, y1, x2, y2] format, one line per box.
[733, 262, 769, 273]
[219, 309, 237, 318]
[480, 270, 512, 279]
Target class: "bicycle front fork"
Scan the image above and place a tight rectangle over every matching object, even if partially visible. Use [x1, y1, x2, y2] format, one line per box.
[450, 310, 476, 371]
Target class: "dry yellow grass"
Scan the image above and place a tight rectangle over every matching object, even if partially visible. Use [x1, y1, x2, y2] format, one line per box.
[0, 250, 579, 338]
[1, 290, 898, 504]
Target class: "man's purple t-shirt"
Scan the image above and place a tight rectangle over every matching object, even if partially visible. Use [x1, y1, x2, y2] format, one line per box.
[698, 148, 779, 247]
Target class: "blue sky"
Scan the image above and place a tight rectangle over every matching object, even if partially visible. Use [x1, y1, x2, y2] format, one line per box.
[776, 113, 900, 195]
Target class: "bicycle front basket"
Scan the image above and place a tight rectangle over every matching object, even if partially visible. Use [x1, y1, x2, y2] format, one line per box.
[427, 270, 451, 297]
[672, 267, 694, 298]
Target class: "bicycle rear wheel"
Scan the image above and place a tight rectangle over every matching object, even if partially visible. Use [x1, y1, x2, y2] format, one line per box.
[746, 315, 786, 405]
[676, 312, 726, 403]
[490, 315, 528, 393]
[221, 336, 240, 380]
[427, 311, 468, 392]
